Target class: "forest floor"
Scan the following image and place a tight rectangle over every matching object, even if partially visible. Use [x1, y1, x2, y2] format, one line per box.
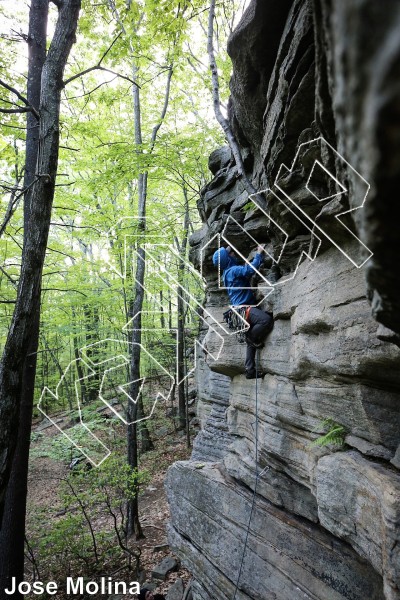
[26, 405, 195, 599]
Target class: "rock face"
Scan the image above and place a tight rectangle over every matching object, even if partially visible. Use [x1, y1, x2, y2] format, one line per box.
[166, 1, 400, 599]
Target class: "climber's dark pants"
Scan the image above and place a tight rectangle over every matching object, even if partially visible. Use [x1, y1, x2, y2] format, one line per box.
[245, 308, 273, 373]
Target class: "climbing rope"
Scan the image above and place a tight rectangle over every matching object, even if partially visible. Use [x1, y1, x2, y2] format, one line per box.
[203, 349, 261, 600]
[232, 349, 260, 600]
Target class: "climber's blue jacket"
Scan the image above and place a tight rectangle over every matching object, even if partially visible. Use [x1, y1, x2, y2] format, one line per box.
[212, 247, 263, 306]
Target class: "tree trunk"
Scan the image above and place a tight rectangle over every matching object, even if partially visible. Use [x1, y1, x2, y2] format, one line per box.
[126, 68, 146, 539]
[108, 6, 173, 538]
[0, 14, 48, 587]
[127, 224, 145, 539]
[138, 394, 154, 453]
[0, 307, 40, 600]
[0, 0, 81, 524]
[177, 185, 190, 432]
[168, 289, 173, 331]
[83, 304, 100, 402]
[159, 290, 166, 328]
[72, 307, 88, 403]
[207, 0, 258, 198]
[177, 287, 186, 430]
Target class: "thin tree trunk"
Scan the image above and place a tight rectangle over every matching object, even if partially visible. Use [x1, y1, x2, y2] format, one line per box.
[177, 287, 186, 430]
[182, 187, 191, 448]
[83, 304, 100, 402]
[159, 290, 166, 328]
[109, 3, 174, 538]
[168, 289, 172, 331]
[207, 0, 257, 197]
[176, 185, 190, 432]
[40, 331, 74, 409]
[72, 307, 88, 403]
[0, 0, 81, 523]
[176, 241, 187, 430]
[126, 66, 146, 536]
[138, 395, 154, 453]
[127, 236, 145, 539]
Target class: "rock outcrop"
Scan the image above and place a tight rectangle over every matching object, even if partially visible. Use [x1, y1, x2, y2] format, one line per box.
[166, 1, 400, 599]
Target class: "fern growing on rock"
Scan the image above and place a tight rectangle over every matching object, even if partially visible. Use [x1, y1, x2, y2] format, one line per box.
[311, 418, 347, 448]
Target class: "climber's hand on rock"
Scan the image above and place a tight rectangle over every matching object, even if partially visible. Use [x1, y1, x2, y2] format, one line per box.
[257, 244, 265, 253]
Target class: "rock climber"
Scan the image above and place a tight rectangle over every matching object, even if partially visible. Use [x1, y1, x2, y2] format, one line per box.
[212, 244, 273, 379]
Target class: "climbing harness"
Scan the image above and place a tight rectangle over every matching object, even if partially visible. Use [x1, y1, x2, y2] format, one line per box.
[222, 306, 250, 343]
[232, 349, 262, 600]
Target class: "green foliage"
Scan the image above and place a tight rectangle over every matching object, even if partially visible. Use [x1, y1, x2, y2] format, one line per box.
[30, 403, 111, 462]
[37, 511, 94, 569]
[311, 418, 347, 449]
[61, 453, 150, 505]
[1, 0, 246, 401]
[2, 0, 249, 584]
[28, 455, 148, 581]
[30, 431, 44, 445]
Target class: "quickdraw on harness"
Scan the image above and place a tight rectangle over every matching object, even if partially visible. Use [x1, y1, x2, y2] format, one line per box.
[222, 306, 251, 343]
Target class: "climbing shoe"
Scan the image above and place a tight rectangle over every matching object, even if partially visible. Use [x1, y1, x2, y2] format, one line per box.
[245, 370, 264, 379]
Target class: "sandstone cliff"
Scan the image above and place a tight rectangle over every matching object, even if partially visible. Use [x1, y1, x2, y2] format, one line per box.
[166, 1, 400, 599]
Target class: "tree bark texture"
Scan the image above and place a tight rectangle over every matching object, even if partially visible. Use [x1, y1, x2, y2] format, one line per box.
[0, 0, 81, 525]
[0, 2, 48, 593]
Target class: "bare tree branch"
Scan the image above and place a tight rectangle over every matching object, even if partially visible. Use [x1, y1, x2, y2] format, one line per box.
[0, 107, 31, 114]
[0, 266, 17, 287]
[62, 33, 139, 88]
[0, 79, 39, 119]
[150, 66, 173, 148]
[63, 65, 138, 88]
[24, 536, 41, 580]
[65, 75, 118, 99]
[0, 177, 39, 238]
[59, 145, 80, 151]
[64, 478, 99, 564]
[42, 288, 88, 296]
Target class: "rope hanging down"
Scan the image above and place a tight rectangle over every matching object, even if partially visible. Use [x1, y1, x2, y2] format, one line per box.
[232, 349, 261, 600]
